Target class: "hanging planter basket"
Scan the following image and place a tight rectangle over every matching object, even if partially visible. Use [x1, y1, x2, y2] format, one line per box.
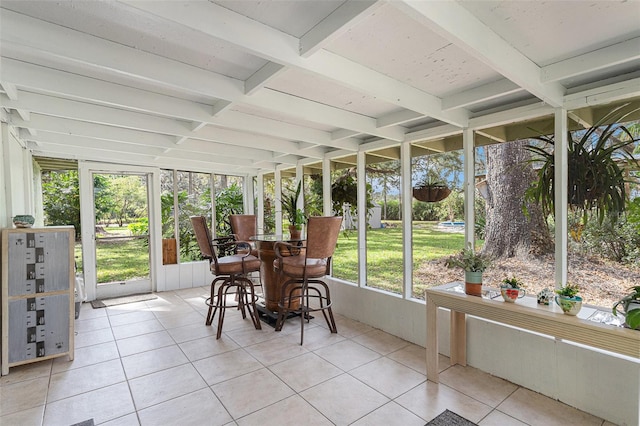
[413, 185, 451, 203]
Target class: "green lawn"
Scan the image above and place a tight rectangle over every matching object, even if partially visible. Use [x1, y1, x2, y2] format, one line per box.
[333, 221, 478, 297]
[75, 237, 149, 283]
[77, 221, 472, 293]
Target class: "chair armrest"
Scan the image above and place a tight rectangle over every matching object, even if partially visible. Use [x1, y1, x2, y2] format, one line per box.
[274, 241, 305, 259]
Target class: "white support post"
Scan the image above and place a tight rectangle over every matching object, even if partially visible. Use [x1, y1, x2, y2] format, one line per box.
[256, 173, 265, 234]
[296, 164, 304, 215]
[463, 128, 476, 248]
[357, 150, 366, 287]
[323, 157, 332, 216]
[554, 108, 568, 288]
[274, 168, 283, 235]
[210, 173, 217, 238]
[401, 142, 413, 299]
[244, 175, 255, 215]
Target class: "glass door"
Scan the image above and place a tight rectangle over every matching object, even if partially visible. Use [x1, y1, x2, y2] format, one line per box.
[93, 172, 152, 299]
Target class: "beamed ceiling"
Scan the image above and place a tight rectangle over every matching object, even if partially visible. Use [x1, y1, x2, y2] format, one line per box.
[1, 1, 639, 177]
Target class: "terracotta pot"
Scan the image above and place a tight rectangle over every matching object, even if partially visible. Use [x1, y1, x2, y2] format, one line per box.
[288, 225, 302, 240]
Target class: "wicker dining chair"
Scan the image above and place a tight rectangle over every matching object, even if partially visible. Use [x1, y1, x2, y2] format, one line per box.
[273, 216, 342, 344]
[190, 216, 262, 339]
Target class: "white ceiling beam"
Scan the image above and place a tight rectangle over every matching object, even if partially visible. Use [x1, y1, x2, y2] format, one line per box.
[10, 113, 287, 164]
[469, 102, 554, 131]
[0, 91, 328, 158]
[210, 110, 359, 151]
[2, 58, 215, 121]
[442, 79, 523, 111]
[564, 77, 640, 110]
[377, 110, 423, 128]
[122, 0, 468, 127]
[299, 0, 383, 57]
[1, 10, 242, 100]
[27, 144, 260, 175]
[1, 11, 396, 141]
[542, 37, 640, 83]
[248, 88, 405, 141]
[244, 62, 286, 95]
[395, 1, 565, 107]
[1, 82, 18, 100]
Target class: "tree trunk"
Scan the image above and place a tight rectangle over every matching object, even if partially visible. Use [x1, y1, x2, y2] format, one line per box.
[482, 140, 553, 258]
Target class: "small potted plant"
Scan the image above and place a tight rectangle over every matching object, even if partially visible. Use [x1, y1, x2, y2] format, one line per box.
[612, 286, 640, 330]
[445, 244, 492, 296]
[281, 181, 306, 239]
[554, 283, 582, 316]
[500, 276, 526, 303]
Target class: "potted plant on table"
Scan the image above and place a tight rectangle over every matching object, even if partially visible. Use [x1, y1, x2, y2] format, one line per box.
[554, 283, 582, 316]
[612, 286, 640, 330]
[281, 181, 306, 239]
[445, 244, 492, 296]
[500, 276, 526, 303]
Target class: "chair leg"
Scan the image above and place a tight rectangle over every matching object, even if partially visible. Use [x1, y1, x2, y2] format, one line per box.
[240, 276, 262, 330]
[206, 277, 226, 326]
[275, 279, 295, 332]
[216, 279, 232, 339]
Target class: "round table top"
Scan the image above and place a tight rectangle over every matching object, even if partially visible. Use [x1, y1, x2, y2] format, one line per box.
[250, 234, 305, 242]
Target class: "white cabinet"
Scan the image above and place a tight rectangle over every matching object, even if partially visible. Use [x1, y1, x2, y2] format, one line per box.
[1, 226, 75, 375]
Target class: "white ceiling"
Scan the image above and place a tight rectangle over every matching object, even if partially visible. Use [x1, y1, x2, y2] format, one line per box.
[1, 0, 639, 175]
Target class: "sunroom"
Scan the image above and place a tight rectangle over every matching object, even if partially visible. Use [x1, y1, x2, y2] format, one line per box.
[1, 1, 639, 425]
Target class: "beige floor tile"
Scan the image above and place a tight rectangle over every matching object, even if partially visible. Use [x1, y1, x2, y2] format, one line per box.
[330, 314, 375, 338]
[0, 405, 45, 426]
[179, 334, 240, 361]
[108, 310, 157, 327]
[269, 352, 343, 392]
[47, 358, 126, 402]
[156, 310, 204, 329]
[387, 343, 428, 374]
[439, 364, 518, 407]
[300, 373, 389, 426]
[193, 348, 262, 385]
[243, 334, 309, 366]
[121, 345, 189, 379]
[138, 387, 232, 426]
[112, 318, 164, 340]
[278, 322, 345, 350]
[0, 359, 52, 386]
[105, 301, 150, 316]
[43, 382, 135, 426]
[497, 388, 603, 426]
[351, 329, 410, 355]
[129, 363, 207, 410]
[350, 357, 426, 399]
[479, 410, 528, 425]
[212, 368, 294, 418]
[74, 326, 114, 348]
[100, 413, 141, 426]
[224, 324, 281, 347]
[0, 377, 49, 416]
[395, 381, 492, 423]
[116, 330, 176, 357]
[166, 321, 219, 343]
[74, 315, 112, 332]
[314, 339, 380, 371]
[150, 302, 198, 318]
[52, 341, 119, 373]
[236, 395, 332, 426]
[350, 401, 426, 426]
[77, 303, 108, 320]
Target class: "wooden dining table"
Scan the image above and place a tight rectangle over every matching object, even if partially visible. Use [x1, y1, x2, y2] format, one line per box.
[250, 234, 304, 313]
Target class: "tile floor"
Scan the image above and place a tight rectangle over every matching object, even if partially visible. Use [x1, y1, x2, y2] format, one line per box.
[0, 286, 614, 426]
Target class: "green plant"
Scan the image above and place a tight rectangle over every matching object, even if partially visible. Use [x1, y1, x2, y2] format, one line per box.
[612, 286, 640, 330]
[555, 283, 580, 298]
[525, 103, 640, 224]
[281, 180, 306, 229]
[444, 244, 492, 272]
[501, 276, 524, 289]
